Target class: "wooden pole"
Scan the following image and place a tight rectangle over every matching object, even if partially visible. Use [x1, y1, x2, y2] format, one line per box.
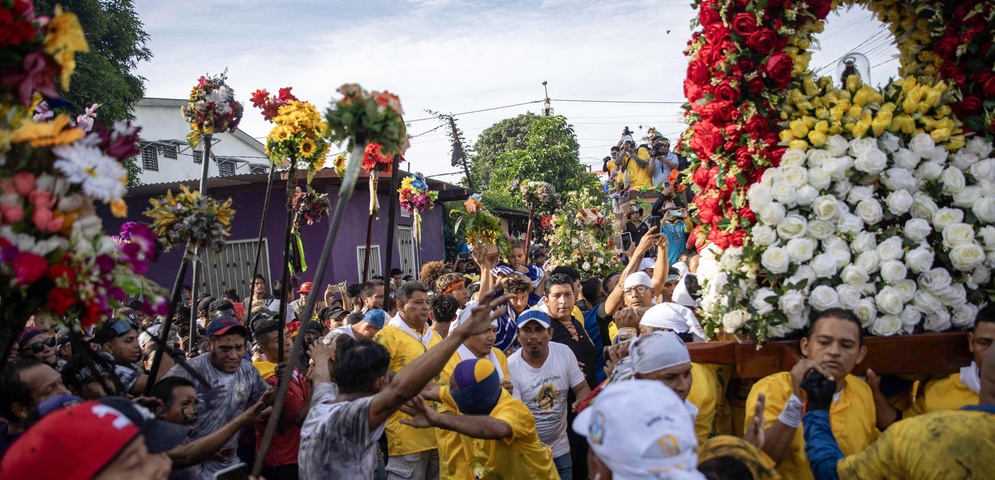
[524, 208, 534, 264]
[144, 243, 195, 395]
[252, 138, 366, 476]
[245, 164, 277, 325]
[362, 172, 377, 283]
[187, 135, 212, 355]
[277, 162, 298, 363]
[383, 155, 401, 281]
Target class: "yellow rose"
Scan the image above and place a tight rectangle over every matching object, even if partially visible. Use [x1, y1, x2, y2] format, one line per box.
[790, 119, 810, 138]
[788, 139, 809, 151]
[851, 120, 870, 138]
[930, 128, 951, 143]
[815, 120, 829, 134]
[808, 130, 827, 147]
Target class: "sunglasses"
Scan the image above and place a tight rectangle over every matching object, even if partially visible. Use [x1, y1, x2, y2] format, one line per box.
[23, 336, 56, 354]
[108, 319, 136, 337]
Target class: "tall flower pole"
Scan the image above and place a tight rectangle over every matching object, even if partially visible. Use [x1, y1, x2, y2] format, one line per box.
[145, 242, 195, 394]
[245, 164, 277, 325]
[253, 85, 408, 477]
[383, 155, 402, 278]
[187, 134, 211, 355]
[276, 161, 298, 362]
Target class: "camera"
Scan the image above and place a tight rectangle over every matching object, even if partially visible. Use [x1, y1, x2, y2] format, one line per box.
[622, 126, 632, 136]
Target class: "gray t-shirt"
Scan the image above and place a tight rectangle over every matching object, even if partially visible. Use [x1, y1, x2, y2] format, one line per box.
[163, 353, 267, 479]
[298, 383, 385, 479]
[113, 362, 142, 393]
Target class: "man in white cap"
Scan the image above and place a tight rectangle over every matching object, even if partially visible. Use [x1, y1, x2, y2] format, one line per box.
[509, 309, 592, 480]
[622, 272, 656, 309]
[573, 379, 706, 480]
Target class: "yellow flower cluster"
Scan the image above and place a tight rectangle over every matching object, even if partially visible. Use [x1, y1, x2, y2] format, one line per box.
[10, 114, 84, 147]
[43, 6, 89, 88]
[265, 100, 330, 175]
[779, 75, 964, 150]
[145, 185, 234, 251]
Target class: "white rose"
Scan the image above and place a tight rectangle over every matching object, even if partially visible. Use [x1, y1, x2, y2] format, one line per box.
[951, 304, 980, 329]
[780, 149, 807, 167]
[808, 167, 832, 190]
[924, 309, 952, 332]
[970, 159, 995, 182]
[758, 203, 786, 226]
[778, 290, 807, 319]
[878, 132, 900, 153]
[852, 248, 880, 274]
[836, 213, 864, 235]
[707, 272, 729, 297]
[910, 193, 939, 220]
[915, 161, 944, 181]
[965, 137, 994, 158]
[826, 134, 849, 156]
[722, 309, 750, 333]
[885, 190, 914, 215]
[909, 133, 936, 158]
[761, 168, 781, 187]
[796, 186, 819, 207]
[913, 290, 941, 314]
[841, 265, 870, 286]
[951, 149, 977, 171]
[899, 306, 921, 328]
[807, 220, 836, 240]
[697, 245, 723, 279]
[973, 197, 995, 224]
[751, 226, 778, 246]
[904, 246, 934, 274]
[751, 288, 777, 316]
[719, 247, 743, 271]
[823, 235, 848, 253]
[941, 167, 966, 195]
[870, 315, 903, 336]
[776, 214, 808, 240]
[971, 265, 991, 286]
[782, 166, 809, 188]
[807, 148, 831, 169]
[582, 261, 591, 271]
[929, 146, 949, 163]
[786, 265, 817, 289]
[894, 279, 917, 303]
[847, 186, 875, 205]
[812, 195, 840, 221]
[931, 207, 964, 231]
[811, 253, 838, 278]
[850, 232, 878, 253]
[942, 223, 975, 248]
[949, 243, 985, 271]
[786, 237, 817, 264]
[827, 243, 852, 268]
[747, 184, 773, 210]
[766, 323, 793, 339]
[785, 311, 809, 330]
[893, 148, 921, 170]
[854, 147, 888, 174]
[876, 236, 904, 262]
[856, 199, 884, 225]
[880, 260, 908, 284]
[938, 284, 967, 307]
[853, 298, 877, 326]
[849, 137, 877, 157]
[904, 218, 932, 243]
[809, 285, 840, 311]
[761, 247, 790, 274]
[952, 186, 983, 208]
[833, 179, 853, 198]
[836, 285, 861, 309]
[772, 181, 797, 207]
[918, 268, 952, 293]
[881, 167, 919, 191]
[981, 226, 995, 251]
[823, 157, 851, 180]
[875, 287, 904, 315]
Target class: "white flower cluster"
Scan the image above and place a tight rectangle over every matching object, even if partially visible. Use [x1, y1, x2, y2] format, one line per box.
[700, 133, 995, 340]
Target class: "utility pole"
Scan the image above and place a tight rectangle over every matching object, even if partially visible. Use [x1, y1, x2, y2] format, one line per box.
[542, 80, 553, 116]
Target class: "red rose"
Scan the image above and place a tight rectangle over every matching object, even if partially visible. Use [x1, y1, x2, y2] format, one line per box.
[692, 167, 712, 189]
[730, 230, 747, 247]
[708, 228, 731, 249]
[705, 23, 730, 43]
[809, 0, 832, 19]
[697, 195, 721, 224]
[765, 54, 794, 88]
[736, 147, 754, 169]
[934, 37, 959, 59]
[47, 287, 77, 315]
[738, 206, 756, 224]
[699, 2, 722, 26]
[13, 251, 47, 285]
[983, 75, 995, 99]
[715, 82, 740, 102]
[732, 13, 758, 36]
[940, 62, 967, 85]
[743, 115, 769, 136]
[746, 78, 765, 96]
[955, 96, 983, 118]
[735, 59, 756, 76]
[747, 28, 777, 54]
[685, 79, 704, 103]
[687, 60, 710, 85]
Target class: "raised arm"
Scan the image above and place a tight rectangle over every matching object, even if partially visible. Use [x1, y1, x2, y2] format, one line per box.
[402, 395, 512, 440]
[472, 246, 498, 298]
[652, 234, 670, 297]
[605, 227, 660, 316]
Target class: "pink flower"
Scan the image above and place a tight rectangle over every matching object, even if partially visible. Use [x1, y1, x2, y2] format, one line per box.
[32, 208, 63, 233]
[0, 51, 60, 106]
[13, 251, 47, 285]
[11, 172, 35, 196]
[29, 189, 56, 209]
[1, 204, 24, 224]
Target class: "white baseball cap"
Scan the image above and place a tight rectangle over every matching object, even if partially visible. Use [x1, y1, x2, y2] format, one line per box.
[639, 257, 656, 271]
[573, 380, 704, 480]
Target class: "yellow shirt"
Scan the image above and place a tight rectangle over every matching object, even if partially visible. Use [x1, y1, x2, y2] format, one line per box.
[905, 372, 979, 417]
[618, 150, 653, 189]
[688, 363, 721, 444]
[837, 409, 995, 479]
[374, 324, 442, 456]
[437, 348, 510, 479]
[746, 372, 877, 480]
[440, 387, 558, 479]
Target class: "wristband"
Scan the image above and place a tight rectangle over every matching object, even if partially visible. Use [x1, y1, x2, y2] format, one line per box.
[777, 394, 804, 428]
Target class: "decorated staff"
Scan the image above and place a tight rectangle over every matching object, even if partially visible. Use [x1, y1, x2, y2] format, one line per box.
[179, 71, 244, 354]
[252, 84, 408, 477]
[518, 180, 558, 262]
[548, 189, 619, 278]
[397, 172, 438, 250]
[361, 142, 393, 281]
[453, 193, 512, 262]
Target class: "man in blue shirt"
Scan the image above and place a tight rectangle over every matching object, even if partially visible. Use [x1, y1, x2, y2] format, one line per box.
[660, 202, 689, 268]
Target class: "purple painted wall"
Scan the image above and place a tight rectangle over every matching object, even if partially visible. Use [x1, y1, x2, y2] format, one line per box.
[99, 176, 445, 299]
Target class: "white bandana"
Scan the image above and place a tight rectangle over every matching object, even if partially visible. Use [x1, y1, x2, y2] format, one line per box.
[961, 362, 981, 395]
[389, 313, 436, 348]
[456, 344, 504, 381]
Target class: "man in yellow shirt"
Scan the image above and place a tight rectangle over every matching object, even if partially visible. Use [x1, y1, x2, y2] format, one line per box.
[870, 305, 994, 427]
[801, 342, 995, 480]
[373, 281, 443, 480]
[745, 308, 877, 480]
[404, 359, 559, 479]
[616, 141, 654, 189]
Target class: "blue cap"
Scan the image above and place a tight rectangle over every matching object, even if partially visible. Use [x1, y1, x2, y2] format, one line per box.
[515, 309, 551, 329]
[364, 309, 388, 330]
[25, 394, 83, 429]
[206, 316, 249, 338]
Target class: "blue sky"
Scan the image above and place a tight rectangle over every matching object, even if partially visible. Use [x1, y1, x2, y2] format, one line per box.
[133, 0, 898, 181]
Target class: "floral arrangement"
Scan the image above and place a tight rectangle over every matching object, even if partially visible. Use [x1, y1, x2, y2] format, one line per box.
[252, 87, 330, 182]
[332, 154, 347, 176]
[399, 173, 438, 247]
[180, 70, 244, 149]
[518, 180, 558, 214]
[453, 194, 511, 257]
[548, 189, 619, 277]
[0, 2, 168, 332]
[144, 185, 234, 253]
[325, 85, 408, 156]
[292, 187, 331, 229]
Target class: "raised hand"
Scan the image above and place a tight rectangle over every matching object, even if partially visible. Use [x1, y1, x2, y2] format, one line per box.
[800, 369, 836, 412]
[743, 392, 766, 448]
[399, 396, 435, 429]
[452, 288, 511, 338]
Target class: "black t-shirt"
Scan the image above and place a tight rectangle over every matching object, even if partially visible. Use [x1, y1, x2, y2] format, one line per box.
[550, 317, 598, 390]
[626, 220, 649, 247]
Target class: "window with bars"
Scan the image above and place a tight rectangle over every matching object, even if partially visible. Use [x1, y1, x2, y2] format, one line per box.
[162, 145, 177, 159]
[193, 150, 203, 164]
[357, 245, 383, 281]
[218, 161, 236, 177]
[142, 146, 158, 171]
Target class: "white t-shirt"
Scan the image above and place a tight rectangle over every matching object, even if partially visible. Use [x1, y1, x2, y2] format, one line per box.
[507, 342, 586, 457]
[298, 383, 385, 479]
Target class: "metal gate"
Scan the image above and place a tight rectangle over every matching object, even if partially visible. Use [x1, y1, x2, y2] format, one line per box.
[397, 226, 418, 279]
[196, 238, 272, 300]
[357, 245, 383, 281]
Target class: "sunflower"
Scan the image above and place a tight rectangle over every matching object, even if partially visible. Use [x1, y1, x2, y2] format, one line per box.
[333, 154, 346, 175]
[10, 114, 84, 147]
[299, 137, 317, 158]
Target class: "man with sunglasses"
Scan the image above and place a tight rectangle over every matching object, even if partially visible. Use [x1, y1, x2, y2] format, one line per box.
[16, 328, 59, 370]
[0, 358, 72, 459]
[95, 313, 148, 395]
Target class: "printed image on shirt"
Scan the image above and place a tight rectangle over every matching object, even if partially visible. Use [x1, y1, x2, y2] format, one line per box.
[536, 384, 557, 412]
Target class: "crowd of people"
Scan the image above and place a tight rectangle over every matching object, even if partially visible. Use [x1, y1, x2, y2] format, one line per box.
[2, 131, 995, 480]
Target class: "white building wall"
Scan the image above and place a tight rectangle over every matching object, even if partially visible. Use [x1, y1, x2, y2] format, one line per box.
[132, 98, 268, 184]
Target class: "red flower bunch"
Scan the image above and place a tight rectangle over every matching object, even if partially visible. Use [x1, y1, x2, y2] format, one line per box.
[0, 0, 37, 48]
[930, 3, 995, 136]
[362, 142, 392, 174]
[251, 87, 298, 122]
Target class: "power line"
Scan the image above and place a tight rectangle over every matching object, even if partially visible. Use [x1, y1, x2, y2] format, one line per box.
[871, 57, 899, 69]
[813, 26, 889, 74]
[405, 100, 545, 123]
[552, 98, 684, 105]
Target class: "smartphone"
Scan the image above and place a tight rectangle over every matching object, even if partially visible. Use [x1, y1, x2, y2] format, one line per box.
[620, 232, 633, 250]
[669, 209, 683, 217]
[664, 181, 671, 188]
[644, 216, 662, 229]
[213, 463, 248, 480]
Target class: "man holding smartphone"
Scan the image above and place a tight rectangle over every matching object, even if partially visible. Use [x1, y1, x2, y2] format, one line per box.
[660, 200, 690, 268]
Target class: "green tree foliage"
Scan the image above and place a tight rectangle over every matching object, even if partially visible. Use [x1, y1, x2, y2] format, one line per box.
[483, 115, 602, 209]
[35, 0, 152, 185]
[469, 112, 538, 189]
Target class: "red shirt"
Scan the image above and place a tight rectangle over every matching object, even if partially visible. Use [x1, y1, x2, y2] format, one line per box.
[254, 367, 309, 466]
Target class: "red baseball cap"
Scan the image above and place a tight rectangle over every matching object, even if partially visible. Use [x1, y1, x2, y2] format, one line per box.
[298, 282, 313, 293]
[206, 315, 249, 338]
[0, 397, 188, 479]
